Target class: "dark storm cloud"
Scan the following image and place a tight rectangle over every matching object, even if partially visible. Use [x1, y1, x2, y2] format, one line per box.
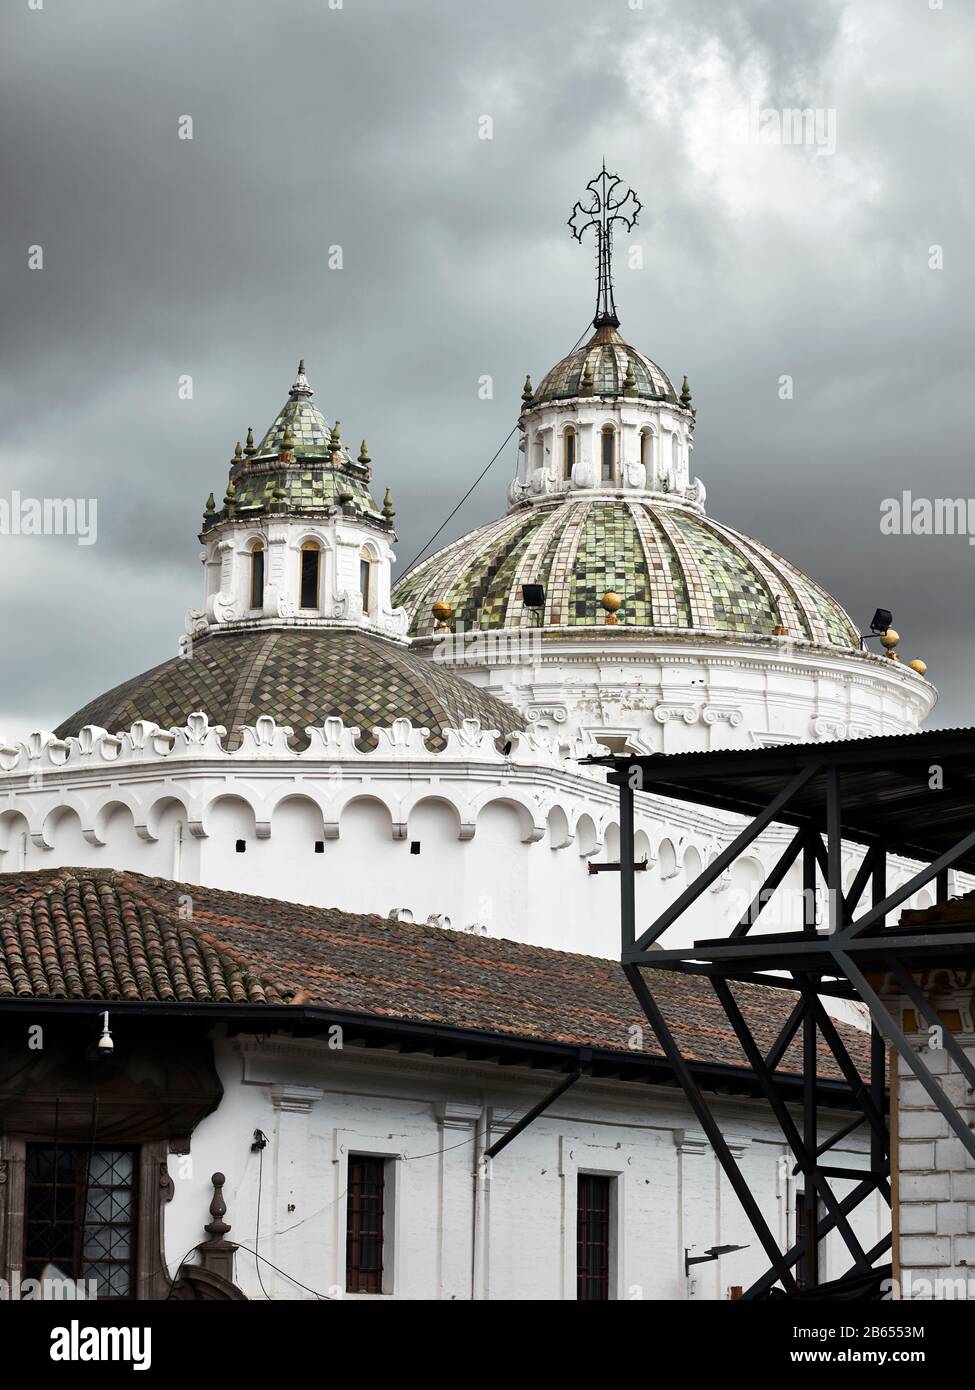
[1, 0, 972, 736]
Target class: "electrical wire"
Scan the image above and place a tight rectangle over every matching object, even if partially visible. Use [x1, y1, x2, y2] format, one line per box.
[253, 1143, 273, 1300]
[397, 321, 594, 582]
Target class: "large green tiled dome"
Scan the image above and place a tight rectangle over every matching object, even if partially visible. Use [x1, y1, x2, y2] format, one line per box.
[55, 629, 520, 750]
[393, 497, 860, 649]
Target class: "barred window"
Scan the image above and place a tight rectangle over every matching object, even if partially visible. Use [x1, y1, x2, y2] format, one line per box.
[24, 1146, 138, 1299]
[346, 1155, 386, 1294]
[577, 1173, 611, 1301]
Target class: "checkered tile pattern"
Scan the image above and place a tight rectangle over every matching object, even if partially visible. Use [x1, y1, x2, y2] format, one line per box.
[256, 398, 333, 457]
[227, 462, 382, 524]
[393, 498, 860, 648]
[533, 326, 677, 404]
[55, 630, 519, 750]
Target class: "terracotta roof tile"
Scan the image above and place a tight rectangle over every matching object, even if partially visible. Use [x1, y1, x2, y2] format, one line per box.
[0, 869, 867, 1078]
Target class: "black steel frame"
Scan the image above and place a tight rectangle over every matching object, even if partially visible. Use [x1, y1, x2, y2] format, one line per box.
[604, 750, 975, 1299]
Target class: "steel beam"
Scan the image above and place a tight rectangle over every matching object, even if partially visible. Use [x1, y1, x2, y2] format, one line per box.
[631, 763, 822, 952]
[624, 963, 799, 1292]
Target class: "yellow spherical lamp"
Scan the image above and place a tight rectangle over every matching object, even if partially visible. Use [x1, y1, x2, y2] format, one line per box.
[431, 599, 454, 632]
[879, 628, 900, 649]
[601, 591, 622, 626]
[907, 658, 928, 676]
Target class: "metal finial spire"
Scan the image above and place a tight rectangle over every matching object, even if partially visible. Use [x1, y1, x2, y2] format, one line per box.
[289, 359, 313, 399]
[568, 164, 641, 330]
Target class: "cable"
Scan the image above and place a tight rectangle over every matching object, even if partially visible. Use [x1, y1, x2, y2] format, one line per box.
[397, 425, 519, 581]
[231, 1241, 334, 1300]
[397, 322, 594, 582]
[253, 1144, 273, 1300]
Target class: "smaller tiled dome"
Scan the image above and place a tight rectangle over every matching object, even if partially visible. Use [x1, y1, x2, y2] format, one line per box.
[254, 361, 334, 459]
[532, 326, 678, 406]
[55, 629, 520, 751]
[203, 362, 388, 531]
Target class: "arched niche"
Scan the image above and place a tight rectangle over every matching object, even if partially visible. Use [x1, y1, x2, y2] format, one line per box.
[339, 795, 396, 840]
[657, 838, 678, 880]
[575, 813, 599, 858]
[271, 794, 327, 842]
[547, 805, 572, 850]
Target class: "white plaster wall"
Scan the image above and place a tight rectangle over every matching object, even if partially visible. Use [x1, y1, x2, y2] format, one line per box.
[0, 749, 960, 964]
[164, 1033, 887, 1301]
[424, 637, 935, 750]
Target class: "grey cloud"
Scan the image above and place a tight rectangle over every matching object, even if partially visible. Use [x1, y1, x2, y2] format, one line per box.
[1, 0, 972, 737]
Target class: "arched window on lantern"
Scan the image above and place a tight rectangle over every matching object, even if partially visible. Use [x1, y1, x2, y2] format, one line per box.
[359, 547, 374, 616]
[532, 434, 544, 473]
[640, 428, 654, 476]
[249, 544, 265, 611]
[601, 426, 616, 483]
[671, 432, 680, 471]
[300, 541, 321, 610]
[563, 427, 576, 481]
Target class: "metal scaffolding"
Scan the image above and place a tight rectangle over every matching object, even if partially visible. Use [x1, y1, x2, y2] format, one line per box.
[587, 729, 975, 1299]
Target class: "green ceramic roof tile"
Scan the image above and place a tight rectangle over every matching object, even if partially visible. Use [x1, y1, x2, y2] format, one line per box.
[393, 497, 860, 649]
[55, 630, 520, 751]
[205, 363, 388, 530]
[532, 326, 678, 406]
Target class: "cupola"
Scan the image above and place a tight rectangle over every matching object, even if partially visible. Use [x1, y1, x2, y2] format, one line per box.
[191, 362, 407, 640]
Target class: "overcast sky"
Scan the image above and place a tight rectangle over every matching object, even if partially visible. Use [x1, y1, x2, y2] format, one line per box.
[1, 0, 972, 740]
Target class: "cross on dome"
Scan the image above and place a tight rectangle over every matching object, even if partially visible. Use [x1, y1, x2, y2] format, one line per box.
[568, 162, 642, 330]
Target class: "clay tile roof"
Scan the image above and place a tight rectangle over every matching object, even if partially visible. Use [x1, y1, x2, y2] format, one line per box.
[0, 869, 869, 1080]
[0, 870, 277, 1005]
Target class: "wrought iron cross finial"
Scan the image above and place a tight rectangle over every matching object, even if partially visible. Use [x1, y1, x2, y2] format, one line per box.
[568, 163, 641, 330]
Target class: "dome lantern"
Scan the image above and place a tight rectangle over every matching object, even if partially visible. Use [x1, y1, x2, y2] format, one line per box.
[193, 361, 408, 641]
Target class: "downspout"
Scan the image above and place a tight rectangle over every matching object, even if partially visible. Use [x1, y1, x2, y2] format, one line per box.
[471, 1106, 488, 1300]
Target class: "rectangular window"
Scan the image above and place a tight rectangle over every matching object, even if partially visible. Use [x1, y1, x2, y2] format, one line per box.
[359, 557, 371, 615]
[564, 429, 575, 480]
[346, 1155, 386, 1294]
[250, 548, 265, 610]
[300, 547, 320, 609]
[577, 1173, 611, 1301]
[796, 1190, 821, 1288]
[24, 1145, 138, 1299]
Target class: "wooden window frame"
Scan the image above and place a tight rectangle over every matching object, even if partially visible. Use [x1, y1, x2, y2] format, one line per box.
[345, 1154, 386, 1295]
[577, 1172, 612, 1301]
[1, 1136, 173, 1301]
[23, 1143, 139, 1300]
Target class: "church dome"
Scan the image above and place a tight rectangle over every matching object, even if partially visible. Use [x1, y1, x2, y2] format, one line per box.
[55, 629, 520, 750]
[532, 325, 679, 406]
[393, 497, 860, 649]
